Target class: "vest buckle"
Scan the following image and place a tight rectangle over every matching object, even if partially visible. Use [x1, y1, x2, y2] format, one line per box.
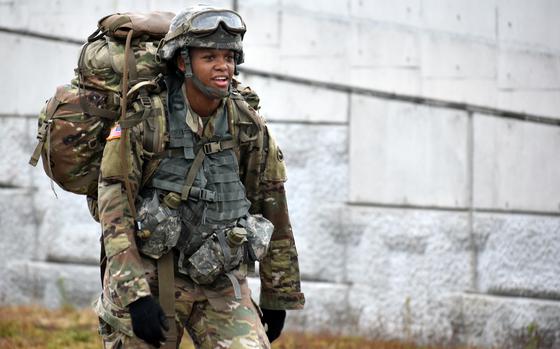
[199, 189, 216, 202]
[139, 95, 152, 109]
[203, 141, 222, 154]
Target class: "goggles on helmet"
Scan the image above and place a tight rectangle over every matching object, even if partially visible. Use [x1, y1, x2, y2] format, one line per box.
[188, 10, 246, 36]
[159, 7, 246, 62]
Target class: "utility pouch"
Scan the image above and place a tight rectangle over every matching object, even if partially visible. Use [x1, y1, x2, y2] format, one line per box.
[185, 227, 247, 285]
[184, 214, 274, 285]
[135, 190, 181, 259]
[242, 214, 274, 262]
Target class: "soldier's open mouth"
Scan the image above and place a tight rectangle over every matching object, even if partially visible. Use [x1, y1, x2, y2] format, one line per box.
[212, 76, 229, 88]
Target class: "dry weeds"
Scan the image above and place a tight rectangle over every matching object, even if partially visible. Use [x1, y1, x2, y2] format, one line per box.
[0, 306, 475, 349]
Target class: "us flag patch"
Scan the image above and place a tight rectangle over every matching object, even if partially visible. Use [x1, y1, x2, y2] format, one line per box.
[106, 124, 122, 140]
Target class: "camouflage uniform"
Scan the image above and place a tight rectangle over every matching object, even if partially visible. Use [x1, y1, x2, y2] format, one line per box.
[95, 53, 304, 349]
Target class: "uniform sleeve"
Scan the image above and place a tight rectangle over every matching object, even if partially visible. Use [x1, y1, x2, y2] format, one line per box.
[98, 125, 151, 307]
[245, 125, 305, 310]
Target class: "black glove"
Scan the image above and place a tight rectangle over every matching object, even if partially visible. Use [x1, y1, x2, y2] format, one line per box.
[260, 308, 286, 343]
[129, 296, 169, 348]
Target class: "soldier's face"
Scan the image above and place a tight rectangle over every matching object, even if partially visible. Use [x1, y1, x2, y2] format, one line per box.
[189, 48, 235, 92]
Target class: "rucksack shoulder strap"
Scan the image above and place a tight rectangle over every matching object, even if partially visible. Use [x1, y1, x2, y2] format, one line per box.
[139, 90, 168, 188]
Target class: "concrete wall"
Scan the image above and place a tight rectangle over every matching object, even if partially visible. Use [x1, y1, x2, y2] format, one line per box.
[1, 1, 559, 348]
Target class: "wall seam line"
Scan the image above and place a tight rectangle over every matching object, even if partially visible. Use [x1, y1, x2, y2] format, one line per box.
[1, 25, 558, 126]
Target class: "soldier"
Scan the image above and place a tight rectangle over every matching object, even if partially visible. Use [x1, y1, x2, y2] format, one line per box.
[94, 5, 305, 349]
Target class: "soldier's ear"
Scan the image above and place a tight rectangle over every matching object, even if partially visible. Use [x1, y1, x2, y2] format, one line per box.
[177, 55, 186, 73]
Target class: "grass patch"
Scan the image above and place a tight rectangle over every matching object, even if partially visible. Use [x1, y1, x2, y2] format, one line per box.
[0, 306, 476, 349]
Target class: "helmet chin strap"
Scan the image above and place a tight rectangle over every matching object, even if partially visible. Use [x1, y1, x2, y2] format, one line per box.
[180, 48, 231, 99]
[191, 74, 231, 99]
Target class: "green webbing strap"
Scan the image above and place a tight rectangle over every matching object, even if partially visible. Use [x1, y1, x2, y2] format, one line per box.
[79, 98, 120, 120]
[119, 108, 161, 129]
[206, 206, 249, 222]
[45, 115, 57, 198]
[124, 31, 139, 84]
[216, 231, 242, 299]
[216, 231, 231, 266]
[28, 97, 61, 167]
[225, 272, 242, 300]
[180, 146, 206, 200]
[202, 139, 235, 154]
[210, 172, 239, 184]
[178, 139, 236, 201]
[29, 120, 51, 167]
[214, 190, 246, 201]
[216, 231, 241, 300]
[157, 252, 178, 349]
[150, 148, 184, 159]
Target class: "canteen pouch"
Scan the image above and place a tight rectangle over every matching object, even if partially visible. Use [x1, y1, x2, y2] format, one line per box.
[135, 190, 181, 259]
[185, 228, 246, 285]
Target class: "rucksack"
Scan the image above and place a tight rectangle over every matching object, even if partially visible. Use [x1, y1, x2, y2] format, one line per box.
[28, 12, 175, 198]
[29, 11, 262, 202]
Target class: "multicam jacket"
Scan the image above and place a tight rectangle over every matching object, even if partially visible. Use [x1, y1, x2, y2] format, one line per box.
[97, 82, 305, 311]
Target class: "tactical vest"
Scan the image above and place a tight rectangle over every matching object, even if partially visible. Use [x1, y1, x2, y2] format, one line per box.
[149, 77, 251, 222]
[138, 73, 256, 278]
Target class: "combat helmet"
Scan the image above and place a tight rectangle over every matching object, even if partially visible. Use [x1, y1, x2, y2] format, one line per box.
[158, 5, 246, 98]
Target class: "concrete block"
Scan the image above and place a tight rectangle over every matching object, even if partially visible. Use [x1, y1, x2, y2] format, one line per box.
[420, 34, 496, 79]
[0, 189, 37, 264]
[450, 293, 560, 349]
[0, 0, 156, 40]
[282, 0, 350, 17]
[266, 123, 349, 282]
[473, 114, 560, 212]
[231, 7, 354, 83]
[344, 206, 472, 295]
[0, 1, 232, 42]
[0, 33, 79, 115]
[0, 1, 100, 40]
[275, 54, 352, 84]
[238, 0, 281, 47]
[46, 224, 100, 266]
[344, 288, 560, 348]
[497, 90, 560, 119]
[29, 171, 99, 262]
[422, 78, 497, 106]
[0, 260, 100, 308]
[497, 0, 560, 52]
[474, 213, 560, 299]
[350, 95, 469, 208]
[349, 0, 423, 28]
[239, 74, 348, 123]
[279, 12, 350, 58]
[286, 281, 353, 334]
[0, 116, 34, 187]
[248, 278, 355, 334]
[498, 49, 560, 90]
[350, 66, 422, 96]
[347, 284, 460, 344]
[421, 0, 497, 40]
[242, 46, 283, 73]
[350, 22, 420, 68]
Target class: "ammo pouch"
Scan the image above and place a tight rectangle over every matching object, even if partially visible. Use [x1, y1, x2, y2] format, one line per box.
[183, 214, 274, 286]
[135, 190, 181, 259]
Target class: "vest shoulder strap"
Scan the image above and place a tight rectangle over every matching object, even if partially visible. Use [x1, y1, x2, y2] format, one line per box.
[230, 94, 265, 130]
[139, 91, 168, 188]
